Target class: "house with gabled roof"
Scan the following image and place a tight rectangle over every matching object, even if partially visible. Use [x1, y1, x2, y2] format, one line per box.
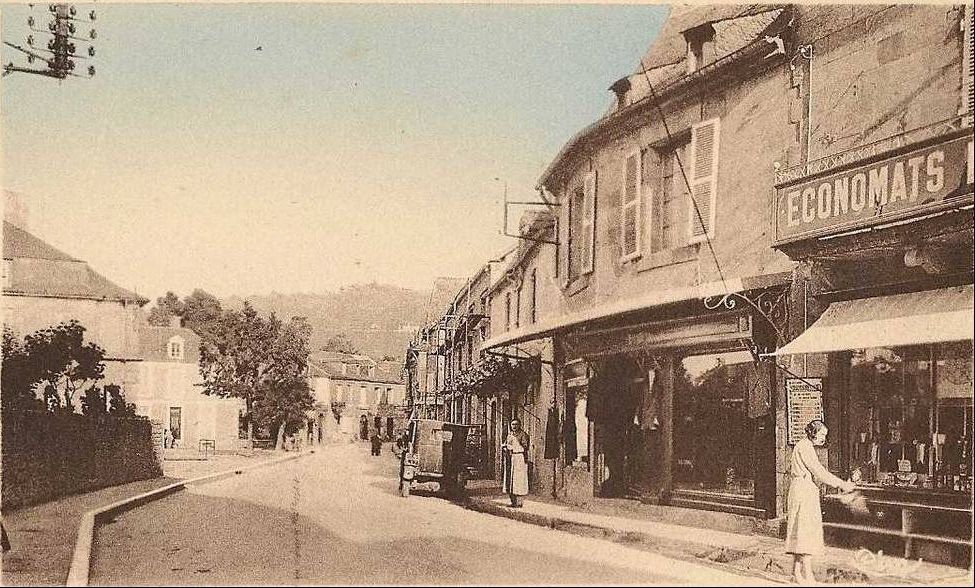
[127, 320, 245, 451]
[3, 220, 147, 394]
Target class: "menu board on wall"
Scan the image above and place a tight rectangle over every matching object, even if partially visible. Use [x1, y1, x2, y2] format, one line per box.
[787, 378, 824, 445]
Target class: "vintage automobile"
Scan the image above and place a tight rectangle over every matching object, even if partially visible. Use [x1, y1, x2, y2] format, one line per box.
[398, 418, 474, 498]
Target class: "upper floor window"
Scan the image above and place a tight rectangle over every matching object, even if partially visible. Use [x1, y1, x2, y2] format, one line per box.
[649, 142, 691, 254]
[567, 172, 597, 280]
[963, 3, 974, 115]
[505, 292, 512, 332]
[1, 259, 11, 288]
[515, 283, 522, 329]
[528, 269, 537, 325]
[167, 336, 185, 360]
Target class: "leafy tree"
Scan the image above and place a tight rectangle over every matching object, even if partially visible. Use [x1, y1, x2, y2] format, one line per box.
[181, 289, 223, 341]
[253, 379, 315, 450]
[1, 328, 43, 411]
[199, 304, 313, 449]
[323, 332, 359, 354]
[147, 291, 185, 327]
[80, 384, 137, 417]
[19, 321, 106, 412]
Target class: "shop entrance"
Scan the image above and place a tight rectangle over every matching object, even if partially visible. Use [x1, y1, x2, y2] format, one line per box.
[588, 358, 660, 499]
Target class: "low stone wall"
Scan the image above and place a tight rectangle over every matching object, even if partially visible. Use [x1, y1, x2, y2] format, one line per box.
[2, 410, 163, 510]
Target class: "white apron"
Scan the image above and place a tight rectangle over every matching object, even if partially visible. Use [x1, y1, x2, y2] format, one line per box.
[503, 433, 529, 496]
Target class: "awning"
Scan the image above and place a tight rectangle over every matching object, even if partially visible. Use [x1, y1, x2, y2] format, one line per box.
[481, 272, 791, 351]
[774, 285, 974, 356]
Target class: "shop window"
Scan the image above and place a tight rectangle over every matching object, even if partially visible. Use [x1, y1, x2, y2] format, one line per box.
[847, 343, 973, 491]
[674, 350, 766, 498]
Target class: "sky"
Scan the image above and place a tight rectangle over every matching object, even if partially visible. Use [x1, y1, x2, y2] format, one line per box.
[2, 2, 668, 302]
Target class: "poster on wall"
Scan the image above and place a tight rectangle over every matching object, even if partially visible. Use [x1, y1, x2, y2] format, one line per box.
[786, 377, 825, 445]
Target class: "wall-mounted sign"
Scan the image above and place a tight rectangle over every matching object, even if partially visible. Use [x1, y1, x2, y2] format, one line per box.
[786, 377, 824, 445]
[568, 313, 751, 359]
[773, 132, 974, 246]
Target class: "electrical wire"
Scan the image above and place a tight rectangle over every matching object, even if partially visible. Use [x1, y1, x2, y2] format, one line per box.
[636, 57, 729, 291]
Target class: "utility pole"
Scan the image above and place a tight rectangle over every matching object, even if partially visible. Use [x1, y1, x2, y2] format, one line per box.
[3, 4, 97, 80]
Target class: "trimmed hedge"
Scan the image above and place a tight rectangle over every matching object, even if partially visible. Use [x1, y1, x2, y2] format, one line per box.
[2, 410, 163, 510]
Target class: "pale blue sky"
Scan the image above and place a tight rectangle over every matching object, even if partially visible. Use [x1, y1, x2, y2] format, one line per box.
[2, 3, 667, 301]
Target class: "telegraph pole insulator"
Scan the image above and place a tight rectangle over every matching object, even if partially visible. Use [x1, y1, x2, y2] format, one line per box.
[3, 4, 97, 80]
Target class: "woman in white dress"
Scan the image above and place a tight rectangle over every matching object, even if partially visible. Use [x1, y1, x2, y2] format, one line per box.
[786, 419, 856, 584]
[502, 419, 530, 507]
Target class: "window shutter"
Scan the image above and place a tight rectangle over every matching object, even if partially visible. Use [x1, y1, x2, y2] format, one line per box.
[582, 171, 597, 274]
[621, 151, 642, 259]
[963, 4, 974, 115]
[559, 183, 570, 286]
[688, 118, 720, 242]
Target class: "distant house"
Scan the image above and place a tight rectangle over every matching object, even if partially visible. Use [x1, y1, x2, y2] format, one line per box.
[309, 351, 407, 441]
[3, 221, 243, 450]
[128, 320, 245, 451]
[2, 220, 146, 395]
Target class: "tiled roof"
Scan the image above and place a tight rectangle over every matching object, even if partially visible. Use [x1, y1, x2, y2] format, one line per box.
[3, 222, 145, 304]
[3, 221, 78, 261]
[138, 325, 202, 364]
[639, 4, 787, 71]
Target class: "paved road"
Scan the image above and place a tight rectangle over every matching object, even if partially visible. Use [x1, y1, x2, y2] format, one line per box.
[90, 443, 764, 585]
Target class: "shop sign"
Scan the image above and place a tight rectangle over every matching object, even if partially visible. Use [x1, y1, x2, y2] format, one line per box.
[773, 132, 974, 245]
[568, 313, 751, 359]
[786, 377, 824, 445]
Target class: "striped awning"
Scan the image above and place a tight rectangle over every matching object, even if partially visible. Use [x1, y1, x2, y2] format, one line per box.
[774, 285, 973, 355]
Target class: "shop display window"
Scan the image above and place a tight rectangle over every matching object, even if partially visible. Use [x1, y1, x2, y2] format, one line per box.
[674, 350, 768, 498]
[848, 343, 973, 492]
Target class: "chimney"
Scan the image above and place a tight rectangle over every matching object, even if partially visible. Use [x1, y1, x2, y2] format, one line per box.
[170, 316, 182, 328]
[609, 77, 632, 110]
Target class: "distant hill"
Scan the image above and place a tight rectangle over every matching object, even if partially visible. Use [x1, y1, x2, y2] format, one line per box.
[224, 281, 463, 362]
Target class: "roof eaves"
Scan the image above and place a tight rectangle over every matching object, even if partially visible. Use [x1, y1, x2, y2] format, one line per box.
[537, 32, 781, 190]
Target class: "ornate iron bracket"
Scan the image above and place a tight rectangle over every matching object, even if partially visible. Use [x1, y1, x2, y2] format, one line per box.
[703, 286, 790, 360]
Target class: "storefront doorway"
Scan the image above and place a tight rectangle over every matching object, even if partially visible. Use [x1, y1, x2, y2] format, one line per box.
[588, 358, 656, 498]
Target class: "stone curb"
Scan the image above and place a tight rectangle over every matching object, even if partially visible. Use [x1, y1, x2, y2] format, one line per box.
[460, 496, 791, 584]
[65, 449, 314, 587]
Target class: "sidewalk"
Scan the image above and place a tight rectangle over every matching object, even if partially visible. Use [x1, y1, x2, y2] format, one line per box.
[1, 451, 279, 586]
[462, 489, 973, 586]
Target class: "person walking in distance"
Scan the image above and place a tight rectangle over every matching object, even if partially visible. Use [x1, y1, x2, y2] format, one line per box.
[786, 419, 856, 584]
[502, 419, 530, 508]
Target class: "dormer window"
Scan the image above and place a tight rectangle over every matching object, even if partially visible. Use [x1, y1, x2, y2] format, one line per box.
[168, 336, 185, 360]
[684, 23, 716, 73]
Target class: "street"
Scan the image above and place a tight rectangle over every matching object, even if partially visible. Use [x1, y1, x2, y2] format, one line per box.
[88, 443, 763, 585]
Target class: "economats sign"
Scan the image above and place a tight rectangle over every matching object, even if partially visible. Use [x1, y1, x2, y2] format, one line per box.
[774, 134, 974, 245]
